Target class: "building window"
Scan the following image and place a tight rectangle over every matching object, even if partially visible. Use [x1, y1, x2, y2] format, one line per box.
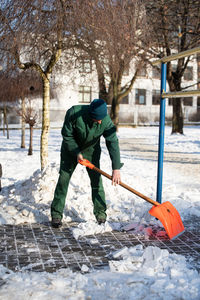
[135, 89, 146, 105]
[183, 66, 193, 81]
[79, 86, 92, 103]
[183, 97, 193, 106]
[171, 64, 193, 81]
[121, 95, 129, 104]
[78, 59, 92, 73]
[152, 89, 160, 105]
[169, 97, 193, 106]
[152, 67, 160, 79]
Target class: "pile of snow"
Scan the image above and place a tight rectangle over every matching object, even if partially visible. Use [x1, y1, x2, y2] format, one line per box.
[0, 160, 156, 238]
[0, 245, 199, 300]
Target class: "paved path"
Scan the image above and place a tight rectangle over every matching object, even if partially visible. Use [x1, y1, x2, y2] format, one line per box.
[0, 218, 199, 277]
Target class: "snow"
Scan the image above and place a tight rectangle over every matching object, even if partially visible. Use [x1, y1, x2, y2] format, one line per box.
[0, 125, 200, 299]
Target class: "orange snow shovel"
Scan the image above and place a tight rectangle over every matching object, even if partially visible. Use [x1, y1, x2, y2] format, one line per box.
[79, 159, 185, 240]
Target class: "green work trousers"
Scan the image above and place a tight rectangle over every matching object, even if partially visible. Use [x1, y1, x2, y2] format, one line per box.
[51, 154, 106, 221]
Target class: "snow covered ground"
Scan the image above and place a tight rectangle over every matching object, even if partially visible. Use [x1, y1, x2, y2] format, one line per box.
[0, 125, 200, 299]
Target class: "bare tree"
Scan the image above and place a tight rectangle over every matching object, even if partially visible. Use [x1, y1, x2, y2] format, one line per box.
[145, 0, 200, 134]
[17, 98, 38, 155]
[69, 0, 150, 128]
[15, 70, 42, 149]
[0, 69, 18, 139]
[0, 0, 69, 169]
[0, 64, 42, 149]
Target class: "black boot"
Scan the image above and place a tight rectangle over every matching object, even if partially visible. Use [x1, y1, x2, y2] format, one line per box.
[97, 217, 106, 225]
[51, 218, 62, 228]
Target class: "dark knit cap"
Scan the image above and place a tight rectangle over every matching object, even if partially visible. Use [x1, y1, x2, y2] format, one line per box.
[89, 99, 107, 120]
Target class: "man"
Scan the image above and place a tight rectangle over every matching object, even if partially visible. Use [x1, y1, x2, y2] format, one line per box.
[51, 99, 123, 228]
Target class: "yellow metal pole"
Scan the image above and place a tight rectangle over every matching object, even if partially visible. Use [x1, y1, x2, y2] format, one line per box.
[162, 90, 200, 98]
[152, 47, 200, 65]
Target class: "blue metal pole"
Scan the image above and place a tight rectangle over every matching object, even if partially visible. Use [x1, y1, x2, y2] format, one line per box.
[156, 62, 167, 203]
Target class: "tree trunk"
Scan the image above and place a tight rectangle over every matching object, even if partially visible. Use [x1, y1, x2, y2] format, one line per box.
[168, 81, 184, 134]
[167, 62, 184, 135]
[171, 97, 183, 134]
[3, 104, 9, 139]
[99, 89, 108, 102]
[110, 80, 122, 130]
[110, 98, 120, 129]
[21, 97, 26, 148]
[110, 87, 120, 129]
[40, 75, 50, 170]
[28, 124, 33, 155]
[2, 111, 5, 136]
[97, 72, 108, 101]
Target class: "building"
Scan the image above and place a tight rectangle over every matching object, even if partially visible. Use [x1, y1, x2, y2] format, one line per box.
[48, 53, 199, 126]
[1, 53, 199, 127]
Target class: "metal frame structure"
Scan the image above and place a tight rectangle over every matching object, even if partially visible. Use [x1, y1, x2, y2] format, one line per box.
[152, 47, 200, 203]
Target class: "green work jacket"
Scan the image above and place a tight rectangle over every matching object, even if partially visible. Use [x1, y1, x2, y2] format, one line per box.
[61, 104, 123, 170]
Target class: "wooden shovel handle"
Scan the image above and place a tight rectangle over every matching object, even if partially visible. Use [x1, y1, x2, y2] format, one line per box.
[79, 159, 159, 207]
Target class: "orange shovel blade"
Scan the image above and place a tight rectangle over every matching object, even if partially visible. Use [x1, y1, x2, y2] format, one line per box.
[149, 201, 185, 240]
